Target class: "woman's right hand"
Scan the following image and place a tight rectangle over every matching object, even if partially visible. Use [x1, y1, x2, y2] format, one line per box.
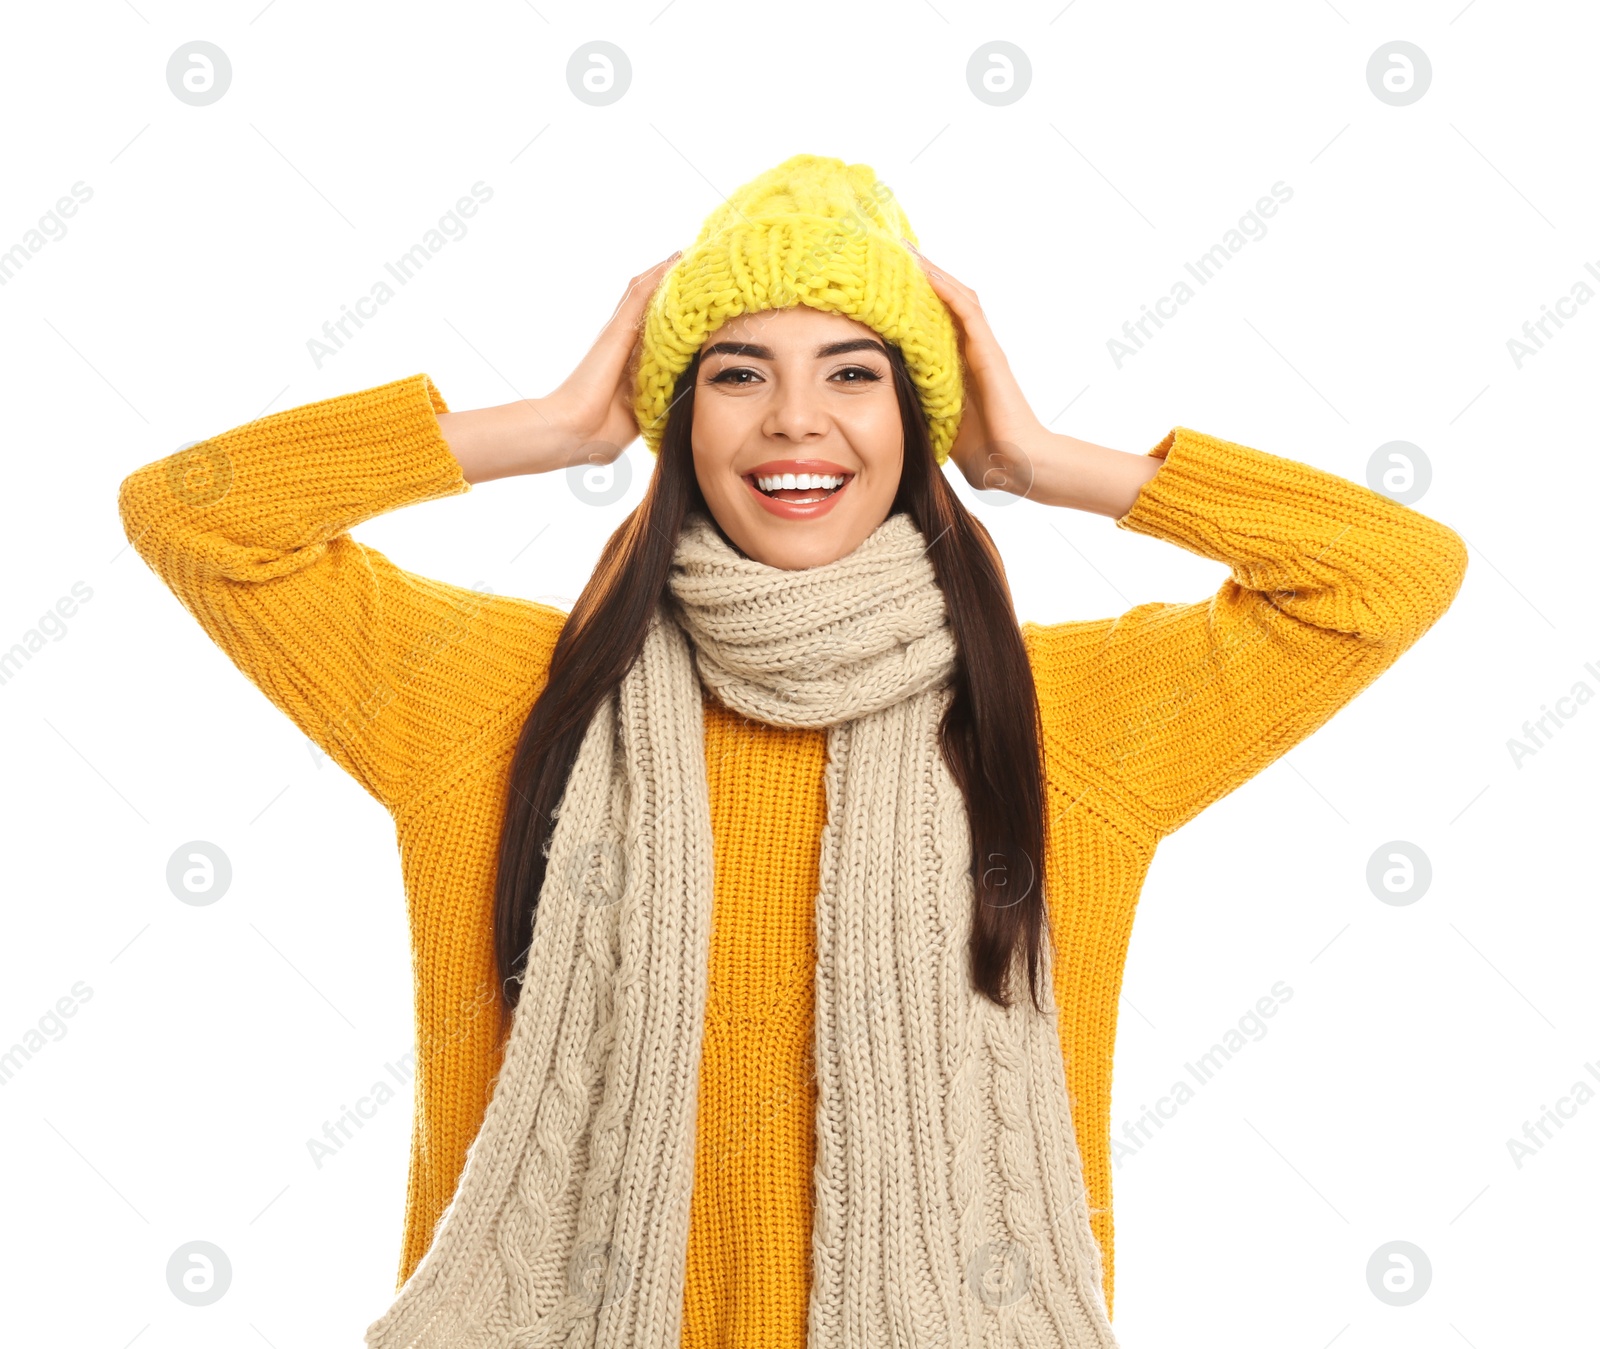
[540, 251, 682, 468]
[436, 251, 681, 485]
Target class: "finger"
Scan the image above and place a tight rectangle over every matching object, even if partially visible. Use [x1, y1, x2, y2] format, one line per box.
[902, 240, 981, 314]
[595, 251, 681, 354]
[910, 254, 1008, 382]
[904, 246, 1006, 368]
[613, 252, 680, 332]
[546, 254, 677, 418]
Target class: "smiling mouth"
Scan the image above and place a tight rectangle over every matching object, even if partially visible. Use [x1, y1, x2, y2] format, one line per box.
[745, 470, 853, 504]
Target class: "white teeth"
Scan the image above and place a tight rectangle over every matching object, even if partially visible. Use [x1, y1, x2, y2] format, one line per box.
[755, 472, 845, 492]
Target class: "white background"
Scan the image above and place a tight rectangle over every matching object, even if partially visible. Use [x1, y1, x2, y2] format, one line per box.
[2, 2, 1595, 1345]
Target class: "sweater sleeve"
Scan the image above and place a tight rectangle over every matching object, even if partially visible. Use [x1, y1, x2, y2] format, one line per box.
[116, 372, 568, 809]
[1023, 426, 1468, 838]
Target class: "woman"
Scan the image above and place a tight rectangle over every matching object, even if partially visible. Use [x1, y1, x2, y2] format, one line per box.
[118, 154, 1467, 1348]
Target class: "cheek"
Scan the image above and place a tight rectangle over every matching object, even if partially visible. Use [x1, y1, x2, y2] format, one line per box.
[843, 398, 905, 482]
[690, 400, 744, 496]
[868, 447, 905, 500]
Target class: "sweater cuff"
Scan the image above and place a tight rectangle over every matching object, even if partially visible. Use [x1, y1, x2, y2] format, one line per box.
[117, 371, 473, 570]
[162, 372, 471, 552]
[263, 371, 469, 524]
[1114, 425, 1366, 551]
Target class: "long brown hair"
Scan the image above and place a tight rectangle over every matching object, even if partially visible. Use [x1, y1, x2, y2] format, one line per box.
[493, 339, 1048, 1015]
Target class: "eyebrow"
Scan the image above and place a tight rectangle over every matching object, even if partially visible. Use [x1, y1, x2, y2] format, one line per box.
[700, 337, 889, 361]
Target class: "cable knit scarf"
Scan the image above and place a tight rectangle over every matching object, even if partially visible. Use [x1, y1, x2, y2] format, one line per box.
[365, 508, 1119, 1349]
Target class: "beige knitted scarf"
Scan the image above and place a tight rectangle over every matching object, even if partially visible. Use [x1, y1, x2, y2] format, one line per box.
[365, 508, 1119, 1349]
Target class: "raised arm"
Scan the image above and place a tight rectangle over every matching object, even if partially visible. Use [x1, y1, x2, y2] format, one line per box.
[896, 245, 1467, 838]
[118, 256, 680, 807]
[117, 373, 568, 807]
[1024, 426, 1468, 836]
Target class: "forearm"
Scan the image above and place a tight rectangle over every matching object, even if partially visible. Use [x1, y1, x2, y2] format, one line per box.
[1026, 426, 1469, 834]
[120, 373, 467, 565]
[1019, 433, 1166, 517]
[117, 372, 509, 803]
[436, 398, 579, 485]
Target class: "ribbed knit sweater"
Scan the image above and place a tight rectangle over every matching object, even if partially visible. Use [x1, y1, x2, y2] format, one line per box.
[117, 373, 1468, 1345]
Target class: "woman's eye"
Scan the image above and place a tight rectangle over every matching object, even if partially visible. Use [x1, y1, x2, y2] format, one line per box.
[708, 365, 882, 386]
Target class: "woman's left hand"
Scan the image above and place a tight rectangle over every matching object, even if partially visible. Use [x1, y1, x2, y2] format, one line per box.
[903, 240, 1046, 498]
[905, 241, 1165, 517]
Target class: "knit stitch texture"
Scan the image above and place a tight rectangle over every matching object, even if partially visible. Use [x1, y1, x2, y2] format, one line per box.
[632, 153, 963, 464]
[116, 372, 1469, 1346]
[359, 508, 1117, 1346]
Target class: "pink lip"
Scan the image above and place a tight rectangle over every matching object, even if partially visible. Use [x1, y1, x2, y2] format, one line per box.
[746, 457, 851, 477]
[742, 458, 856, 521]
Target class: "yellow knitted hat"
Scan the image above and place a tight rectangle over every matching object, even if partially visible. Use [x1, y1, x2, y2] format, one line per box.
[633, 153, 964, 465]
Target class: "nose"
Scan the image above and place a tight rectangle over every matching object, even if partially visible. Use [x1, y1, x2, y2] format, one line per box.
[761, 377, 831, 444]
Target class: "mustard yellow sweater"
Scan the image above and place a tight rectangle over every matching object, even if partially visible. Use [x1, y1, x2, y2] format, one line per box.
[117, 374, 1467, 1344]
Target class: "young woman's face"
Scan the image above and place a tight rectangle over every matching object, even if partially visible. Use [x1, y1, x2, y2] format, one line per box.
[690, 305, 905, 570]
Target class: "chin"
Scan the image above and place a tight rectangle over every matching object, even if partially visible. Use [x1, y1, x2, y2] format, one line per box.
[725, 506, 874, 571]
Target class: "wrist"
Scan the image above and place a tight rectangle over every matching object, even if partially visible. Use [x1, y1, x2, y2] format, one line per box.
[1025, 433, 1163, 517]
[437, 397, 567, 485]
[513, 395, 578, 475]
